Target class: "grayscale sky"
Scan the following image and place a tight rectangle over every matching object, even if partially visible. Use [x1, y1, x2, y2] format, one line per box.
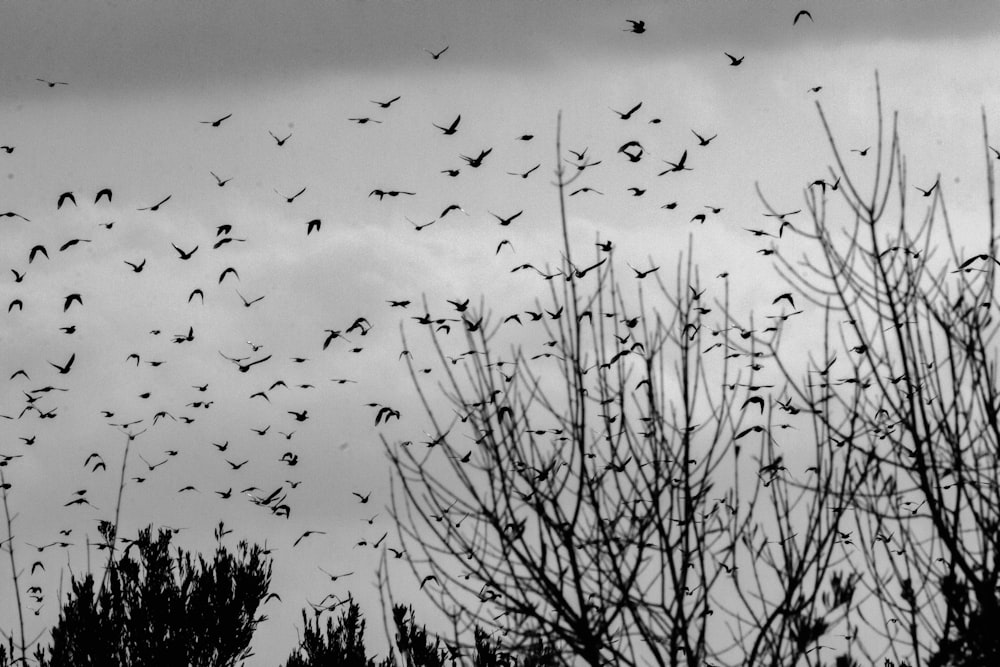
[2, 1, 999, 665]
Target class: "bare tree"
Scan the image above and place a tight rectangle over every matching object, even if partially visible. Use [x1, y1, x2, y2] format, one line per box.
[755, 72, 1000, 666]
[387, 114, 867, 666]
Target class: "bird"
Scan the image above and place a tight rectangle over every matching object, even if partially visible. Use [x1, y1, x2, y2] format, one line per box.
[724, 52, 744, 66]
[59, 239, 90, 252]
[406, 217, 436, 231]
[440, 204, 467, 217]
[95, 188, 113, 203]
[460, 148, 492, 168]
[419, 574, 438, 589]
[352, 491, 371, 503]
[36, 78, 68, 87]
[306, 219, 321, 235]
[269, 131, 292, 146]
[63, 293, 83, 311]
[772, 293, 796, 308]
[793, 10, 814, 24]
[200, 113, 232, 127]
[1, 211, 30, 221]
[288, 410, 309, 422]
[371, 96, 401, 108]
[659, 150, 691, 174]
[692, 130, 717, 146]
[916, 180, 939, 197]
[624, 19, 646, 33]
[210, 172, 232, 187]
[851, 147, 870, 156]
[628, 263, 659, 279]
[507, 164, 540, 179]
[0, 146, 12, 154]
[490, 210, 523, 226]
[172, 243, 198, 260]
[610, 102, 642, 120]
[236, 290, 265, 308]
[425, 45, 449, 59]
[293, 530, 326, 547]
[369, 189, 415, 200]
[138, 195, 171, 211]
[433, 115, 461, 135]
[49, 354, 76, 374]
[275, 186, 307, 203]
[218, 267, 239, 284]
[57, 192, 76, 209]
[348, 117, 381, 124]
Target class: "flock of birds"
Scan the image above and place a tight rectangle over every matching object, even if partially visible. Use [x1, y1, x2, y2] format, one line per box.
[3, 7, 958, 662]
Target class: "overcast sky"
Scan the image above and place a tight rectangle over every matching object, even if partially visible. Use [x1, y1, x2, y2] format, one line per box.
[2, 1, 1000, 665]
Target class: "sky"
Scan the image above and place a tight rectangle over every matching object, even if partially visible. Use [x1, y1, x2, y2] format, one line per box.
[2, 1, 1000, 665]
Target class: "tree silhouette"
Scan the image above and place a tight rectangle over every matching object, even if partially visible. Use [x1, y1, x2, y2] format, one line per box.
[387, 114, 867, 666]
[35, 524, 272, 667]
[750, 73, 1000, 665]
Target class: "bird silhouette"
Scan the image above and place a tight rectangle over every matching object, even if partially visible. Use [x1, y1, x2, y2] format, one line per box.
[425, 46, 449, 59]
[306, 219, 321, 235]
[293, 530, 326, 547]
[95, 188, 113, 203]
[793, 10, 814, 24]
[916, 180, 939, 197]
[200, 113, 232, 127]
[36, 79, 68, 88]
[138, 195, 171, 211]
[269, 131, 292, 146]
[210, 171, 232, 187]
[725, 52, 744, 66]
[692, 130, 717, 146]
[172, 243, 198, 260]
[507, 164, 540, 179]
[490, 210, 523, 226]
[57, 192, 76, 209]
[274, 186, 307, 204]
[49, 354, 76, 375]
[460, 148, 492, 167]
[371, 96, 401, 108]
[610, 102, 642, 120]
[624, 19, 646, 33]
[63, 293, 83, 311]
[433, 115, 461, 135]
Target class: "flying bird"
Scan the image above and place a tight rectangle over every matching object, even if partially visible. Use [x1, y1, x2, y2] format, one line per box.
[275, 186, 306, 203]
[138, 195, 171, 211]
[95, 188, 113, 203]
[306, 219, 321, 235]
[200, 113, 232, 127]
[371, 96, 401, 108]
[49, 354, 76, 375]
[724, 52, 744, 66]
[433, 115, 461, 135]
[36, 78, 68, 87]
[210, 172, 232, 187]
[692, 130, 717, 146]
[793, 10, 814, 24]
[425, 46, 449, 59]
[172, 243, 198, 260]
[63, 293, 83, 311]
[624, 19, 646, 33]
[460, 148, 492, 168]
[57, 192, 76, 209]
[610, 102, 642, 120]
[269, 131, 292, 146]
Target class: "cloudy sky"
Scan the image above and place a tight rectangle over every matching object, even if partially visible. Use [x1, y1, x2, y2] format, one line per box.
[2, 1, 1000, 664]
